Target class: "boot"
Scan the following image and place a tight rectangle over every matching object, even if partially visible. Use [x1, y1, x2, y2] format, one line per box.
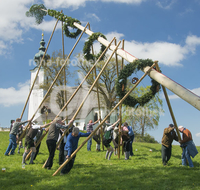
[29, 152, 36, 164]
[96, 144, 100, 151]
[114, 148, 117, 155]
[105, 150, 109, 159]
[97, 144, 101, 151]
[22, 152, 28, 164]
[18, 146, 21, 154]
[108, 151, 113, 160]
[125, 151, 130, 160]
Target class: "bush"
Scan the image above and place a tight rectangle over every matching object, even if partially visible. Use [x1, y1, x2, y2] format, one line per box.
[134, 133, 159, 143]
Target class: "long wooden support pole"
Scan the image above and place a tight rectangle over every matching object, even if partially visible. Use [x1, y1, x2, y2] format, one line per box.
[42, 40, 121, 168]
[52, 62, 156, 176]
[20, 17, 60, 119]
[55, 39, 120, 148]
[155, 62, 181, 140]
[26, 37, 116, 162]
[55, 37, 116, 148]
[73, 22, 200, 111]
[18, 23, 88, 143]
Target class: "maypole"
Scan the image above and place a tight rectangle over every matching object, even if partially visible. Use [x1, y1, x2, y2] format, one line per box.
[73, 22, 200, 110]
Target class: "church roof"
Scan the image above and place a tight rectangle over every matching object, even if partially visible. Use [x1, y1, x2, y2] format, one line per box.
[34, 33, 50, 66]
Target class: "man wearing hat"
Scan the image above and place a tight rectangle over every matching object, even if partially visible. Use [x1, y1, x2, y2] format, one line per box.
[178, 126, 198, 167]
[161, 124, 178, 166]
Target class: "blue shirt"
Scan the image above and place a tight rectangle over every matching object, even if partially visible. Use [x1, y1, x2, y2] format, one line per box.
[64, 132, 91, 156]
[127, 126, 134, 137]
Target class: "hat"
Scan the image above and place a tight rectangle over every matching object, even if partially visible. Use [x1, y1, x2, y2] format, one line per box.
[178, 126, 184, 129]
[72, 127, 79, 135]
[169, 124, 174, 128]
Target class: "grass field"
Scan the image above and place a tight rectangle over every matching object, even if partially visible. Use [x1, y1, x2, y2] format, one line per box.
[0, 131, 200, 190]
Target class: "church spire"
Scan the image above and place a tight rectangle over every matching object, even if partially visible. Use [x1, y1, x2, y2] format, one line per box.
[34, 32, 50, 65]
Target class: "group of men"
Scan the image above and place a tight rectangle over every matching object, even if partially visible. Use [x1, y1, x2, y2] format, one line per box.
[161, 124, 198, 167]
[4, 117, 198, 176]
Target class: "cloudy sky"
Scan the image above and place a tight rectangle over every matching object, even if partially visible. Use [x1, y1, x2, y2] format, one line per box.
[0, 0, 200, 145]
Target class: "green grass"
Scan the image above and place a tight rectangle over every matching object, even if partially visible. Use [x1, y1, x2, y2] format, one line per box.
[0, 131, 200, 190]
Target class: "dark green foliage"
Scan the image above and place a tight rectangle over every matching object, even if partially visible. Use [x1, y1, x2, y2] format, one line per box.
[48, 10, 82, 39]
[83, 32, 107, 61]
[26, 4, 82, 38]
[115, 59, 161, 107]
[135, 133, 159, 143]
[26, 4, 47, 24]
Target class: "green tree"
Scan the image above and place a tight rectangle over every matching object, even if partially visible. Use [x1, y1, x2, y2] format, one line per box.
[75, 53, 122, 116]
[122, 85, 164, 137]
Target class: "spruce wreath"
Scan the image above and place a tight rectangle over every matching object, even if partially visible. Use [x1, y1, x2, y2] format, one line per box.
[83, 32, 107, 61]
[115, 59, 161, 108]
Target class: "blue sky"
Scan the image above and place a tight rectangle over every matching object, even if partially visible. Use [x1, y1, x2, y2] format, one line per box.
[0, 0, 200, 145]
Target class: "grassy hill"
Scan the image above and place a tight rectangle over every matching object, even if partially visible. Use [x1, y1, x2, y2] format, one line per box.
[0, 131, 200, 190]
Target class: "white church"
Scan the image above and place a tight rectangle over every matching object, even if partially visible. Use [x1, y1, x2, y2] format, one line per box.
[28, 33, 117, 130]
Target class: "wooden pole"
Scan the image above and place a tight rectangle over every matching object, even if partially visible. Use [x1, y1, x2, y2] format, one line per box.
[42, 39, 120, 168]
[52, 62, 156, 176]
[20, 15, 60, 120]
[74, 22, 200, 111]
[57, 38, 119, 147]
[154, 62, 181, 141]
[61, 13, 68, 122]
[89, 23, 104, 151]
[33, 37, 115, 162]
[117, 39, 124, 159]
[18, 22, 88, 143]
[25, 23, 94, 161]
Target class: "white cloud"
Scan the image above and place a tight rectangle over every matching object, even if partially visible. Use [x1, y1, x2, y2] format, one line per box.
[43, 0, 145, 9]
[101, 0, 145, 4]
[31, 19, 62, 32]
[185, 35, 200, 54]
[103, 32, 200, 67]
[0, 0, 35, 42]
[0, 41, 8, 55]
[156, 0, 177, 10]
[85, 13, 101, 22]
[0, 81, 30, 107]
[125, 40, 186, 66]
[195, 133, 200, 137]
[43, 0, 90, 9]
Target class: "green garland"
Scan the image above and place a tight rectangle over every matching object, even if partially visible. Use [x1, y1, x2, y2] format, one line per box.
[115, 59, 160, 108]
[47, 10, 82, 39]
[83, 32, 107, 61]
[26, 5, 81, 39]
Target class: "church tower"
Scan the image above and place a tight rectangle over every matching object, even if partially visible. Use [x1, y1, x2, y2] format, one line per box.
[28, 33, 50, 123]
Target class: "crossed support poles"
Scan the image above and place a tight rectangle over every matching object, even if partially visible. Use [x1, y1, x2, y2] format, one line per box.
[20, 8, 189, 175]
[52, 62, 157, 176]
[25, 33, 116, 162]
[41, 39, 122, 168]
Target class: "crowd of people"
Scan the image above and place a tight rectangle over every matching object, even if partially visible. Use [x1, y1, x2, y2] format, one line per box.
[4, 117, 198, 176]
